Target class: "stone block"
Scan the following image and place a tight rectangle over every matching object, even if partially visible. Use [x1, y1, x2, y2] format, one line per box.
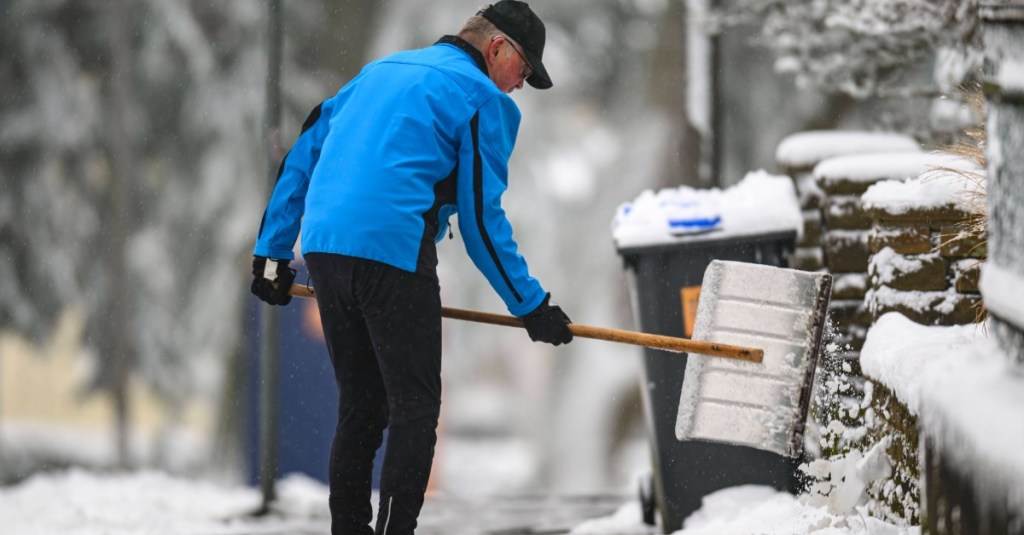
[797, 174, 824, 210]
[869, 251, 948, 292]
[799, 212, 822, 246]
[823, 196, 872, 229]
[791, 247, 824, 271]
[953, 259, 982, 293]
[864, 204, 970, 226]
[833, 273, 868, 300]
[824, 231, 871, 272]
[938, 226, 987, 258]
[867, 287, 982, 325]
[829, 299, 872, 327]
[868, 227, 932, 255]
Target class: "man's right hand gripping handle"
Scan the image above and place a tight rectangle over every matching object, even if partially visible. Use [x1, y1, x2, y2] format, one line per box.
[521, 293, 573, 346]
[251, 256, 297, 306]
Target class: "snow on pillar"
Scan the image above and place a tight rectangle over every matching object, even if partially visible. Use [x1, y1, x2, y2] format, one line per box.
[980, 1, 1024, 366]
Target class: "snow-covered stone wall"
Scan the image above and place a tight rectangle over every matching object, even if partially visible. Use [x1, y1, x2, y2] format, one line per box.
[853, 5, 1024, 533]
[862, 158, 985, 327]
[776, 131, 921, 274]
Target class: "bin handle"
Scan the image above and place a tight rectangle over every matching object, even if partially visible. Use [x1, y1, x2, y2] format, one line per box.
[288, 282, 763, 363]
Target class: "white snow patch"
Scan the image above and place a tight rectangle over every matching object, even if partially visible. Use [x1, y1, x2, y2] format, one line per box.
[674, 485, 913, 534]
[834, 273, 868, 294]
[860, 313, 982, 416]
[0, 469, 264, 534]
[612, 170, 801, 248]
[803, 439, 893, 516]
[813, 151, 961, 186]
[868, 247, 939, 286]
[866, 285, 963, 318]
[861, 157, 982, 214]
[859, 312, 1024, 514]
[997, 58, 1024, 95]
[979, 262, 1024, 332]
[776, 131, 920, 169]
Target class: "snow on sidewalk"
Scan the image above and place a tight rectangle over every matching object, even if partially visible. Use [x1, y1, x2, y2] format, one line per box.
[573, 486, 915, 535]
[0, 468, 917, 535]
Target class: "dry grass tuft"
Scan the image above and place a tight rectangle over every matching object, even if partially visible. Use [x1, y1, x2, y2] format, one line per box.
[933, 82, 987, 323]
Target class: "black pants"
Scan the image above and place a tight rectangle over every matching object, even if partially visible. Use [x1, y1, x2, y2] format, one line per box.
[305, 253, 442, 535]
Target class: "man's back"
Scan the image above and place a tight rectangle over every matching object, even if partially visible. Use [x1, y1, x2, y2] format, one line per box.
[300, 42, 521, 273]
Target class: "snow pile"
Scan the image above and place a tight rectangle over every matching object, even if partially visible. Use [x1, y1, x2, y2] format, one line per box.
[612, 170, 802, 248]
[802, 437, 893, 514]
[0, 467, 922, 535]
[0, 469, 260, 533]
[0, 469, 334, 534]
[813, 151, 957, 188]
[860, 313, 1024, 509]
[573, 487, 914, 534]
[775, 131, 920, 169]
[677, 485, 912, 534]
[860, 311, 975, 397]
[861, 156, 982, 214]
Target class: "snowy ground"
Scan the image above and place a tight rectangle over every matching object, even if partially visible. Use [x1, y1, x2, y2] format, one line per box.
[0, 468, 918, 535]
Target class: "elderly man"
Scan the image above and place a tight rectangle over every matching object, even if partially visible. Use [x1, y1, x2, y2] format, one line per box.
[250, 2, 572, 533]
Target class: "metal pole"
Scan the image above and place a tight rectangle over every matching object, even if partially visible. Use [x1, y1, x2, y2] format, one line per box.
[258, 0, 284, 513]
[684, 0, 721, 188]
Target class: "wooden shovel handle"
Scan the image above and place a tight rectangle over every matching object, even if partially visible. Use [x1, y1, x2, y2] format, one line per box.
[288, 283, 762, 363]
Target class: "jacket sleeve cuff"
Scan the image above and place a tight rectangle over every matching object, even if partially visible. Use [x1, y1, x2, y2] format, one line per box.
[509, 287, 547, 317]
[253, 245, 296, 261]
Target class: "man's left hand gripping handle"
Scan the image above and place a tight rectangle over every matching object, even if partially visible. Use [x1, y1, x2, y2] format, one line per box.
[251, 256, 297, 306]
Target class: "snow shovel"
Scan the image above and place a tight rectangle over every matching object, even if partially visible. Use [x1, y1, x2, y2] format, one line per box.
[287, 258, 831, 458]
[287, 282, 763, 363]
[674, 260, 832, 458]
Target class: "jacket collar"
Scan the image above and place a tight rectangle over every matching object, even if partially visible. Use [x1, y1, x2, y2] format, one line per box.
[435, 35, 488, 76]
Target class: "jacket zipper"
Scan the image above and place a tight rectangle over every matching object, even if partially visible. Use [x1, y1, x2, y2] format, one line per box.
[382, 496, 394, 534]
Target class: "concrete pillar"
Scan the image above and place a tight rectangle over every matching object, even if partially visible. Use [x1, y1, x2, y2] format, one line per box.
[981, 2, 1024, 366]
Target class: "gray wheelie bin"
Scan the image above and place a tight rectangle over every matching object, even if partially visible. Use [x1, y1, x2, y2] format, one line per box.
[617, 230, 801, 532]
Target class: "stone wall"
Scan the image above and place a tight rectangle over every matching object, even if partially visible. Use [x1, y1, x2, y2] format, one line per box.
[775, 131, 921, 275]
[864, 197, 984, 327]
[859, 162, 987, 530]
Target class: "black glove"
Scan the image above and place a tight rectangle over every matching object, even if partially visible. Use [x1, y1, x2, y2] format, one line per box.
[251, 256, 297, 306]
[521, 294, 573, 346]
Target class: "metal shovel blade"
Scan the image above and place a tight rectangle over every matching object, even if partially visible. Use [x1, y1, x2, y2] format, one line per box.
[675, 260, 832, 458]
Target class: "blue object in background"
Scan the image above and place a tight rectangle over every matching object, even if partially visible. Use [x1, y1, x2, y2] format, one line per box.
[247, 260, 386, 488]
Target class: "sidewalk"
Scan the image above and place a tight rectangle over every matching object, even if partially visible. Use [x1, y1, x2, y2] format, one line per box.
[417, 492, 630, 534]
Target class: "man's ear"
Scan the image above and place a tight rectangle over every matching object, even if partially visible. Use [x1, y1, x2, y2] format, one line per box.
[488, 36, 504, 59]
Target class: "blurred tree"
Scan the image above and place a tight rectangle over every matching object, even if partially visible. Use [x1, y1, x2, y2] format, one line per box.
[1, 0, 382, 474]
[717, 0, 983, 98]
[0, 0, 271, 468]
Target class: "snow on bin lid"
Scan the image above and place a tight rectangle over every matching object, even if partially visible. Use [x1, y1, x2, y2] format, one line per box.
[612, 170, 802, 249]
[775, 130, 921, 169]
[860, 154, 982, 214]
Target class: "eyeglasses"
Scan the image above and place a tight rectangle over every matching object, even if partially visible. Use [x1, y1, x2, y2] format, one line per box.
[506, 38, 533, 80]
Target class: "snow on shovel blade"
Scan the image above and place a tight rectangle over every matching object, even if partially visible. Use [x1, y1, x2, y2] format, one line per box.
[675, 260, 832, 458]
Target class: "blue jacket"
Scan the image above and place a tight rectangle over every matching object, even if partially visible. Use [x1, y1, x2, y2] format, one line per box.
[254, 37, 546, 317]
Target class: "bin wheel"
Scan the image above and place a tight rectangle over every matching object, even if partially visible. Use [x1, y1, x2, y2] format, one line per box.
[638, 472, 656, 526]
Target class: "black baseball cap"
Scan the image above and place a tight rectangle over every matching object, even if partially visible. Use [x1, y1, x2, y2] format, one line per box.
[478, 1, 552, 89]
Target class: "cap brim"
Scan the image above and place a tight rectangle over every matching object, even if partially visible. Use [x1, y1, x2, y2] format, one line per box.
[523, 48, 552, 89]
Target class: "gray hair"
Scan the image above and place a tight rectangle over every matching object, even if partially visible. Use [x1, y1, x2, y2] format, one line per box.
[458, 15, 504, 41]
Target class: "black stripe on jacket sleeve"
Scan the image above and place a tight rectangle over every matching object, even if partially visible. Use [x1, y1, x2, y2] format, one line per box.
[256, 102, 323, 241]
[471, 113, 522, 304]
